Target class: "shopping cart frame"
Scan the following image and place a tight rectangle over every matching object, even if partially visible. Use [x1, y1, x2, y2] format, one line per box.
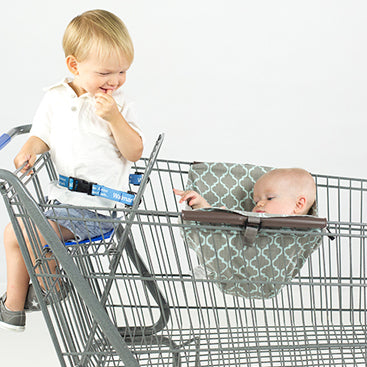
[1, 125, 367, 366]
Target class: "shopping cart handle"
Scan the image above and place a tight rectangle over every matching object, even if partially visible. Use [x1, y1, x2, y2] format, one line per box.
[0, 124, 32, 151]
[0, 133, 11, 150]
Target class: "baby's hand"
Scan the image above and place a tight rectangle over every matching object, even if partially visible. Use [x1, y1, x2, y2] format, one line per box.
[95, 90, 120, 122]
[173, 188, 211, 209]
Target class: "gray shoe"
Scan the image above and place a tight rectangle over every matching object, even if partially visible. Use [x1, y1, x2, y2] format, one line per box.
[0, 295, 25, 332]
[24, 283, 69, 312]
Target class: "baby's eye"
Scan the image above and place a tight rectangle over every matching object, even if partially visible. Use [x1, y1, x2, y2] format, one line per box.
[99, 72, 110, 76]
[267, 197, 275, 201]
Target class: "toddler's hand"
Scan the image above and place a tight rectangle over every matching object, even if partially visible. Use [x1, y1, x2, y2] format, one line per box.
[95, 90, 120, 122]
[14, 151, 36, 174]
[173, 188, 211, 209]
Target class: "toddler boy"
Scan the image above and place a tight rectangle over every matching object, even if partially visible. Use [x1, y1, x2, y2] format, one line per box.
[0, 9, 143, 331]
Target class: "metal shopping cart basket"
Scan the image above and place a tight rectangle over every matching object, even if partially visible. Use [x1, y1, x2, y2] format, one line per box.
[0, 125, 367, 366]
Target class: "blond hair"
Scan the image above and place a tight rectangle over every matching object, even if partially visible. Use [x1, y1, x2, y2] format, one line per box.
[62, 9, 134, 64]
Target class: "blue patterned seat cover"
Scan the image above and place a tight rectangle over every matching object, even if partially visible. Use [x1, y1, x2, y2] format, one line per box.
[182, 162, 322, 299]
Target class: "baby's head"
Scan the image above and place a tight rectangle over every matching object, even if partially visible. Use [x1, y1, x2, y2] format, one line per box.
[252, 168, 316, 215]
[63, 9, 134, 64]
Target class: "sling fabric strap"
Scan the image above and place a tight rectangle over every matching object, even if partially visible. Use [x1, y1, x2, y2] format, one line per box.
[58, 175, 136, 206]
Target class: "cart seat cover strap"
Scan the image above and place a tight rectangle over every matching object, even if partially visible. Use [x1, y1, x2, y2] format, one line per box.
[182, 162, 322, 299]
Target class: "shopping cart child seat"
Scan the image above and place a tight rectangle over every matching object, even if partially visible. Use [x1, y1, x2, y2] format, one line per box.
[181, 162, 326, 299]
[0, 125, 173, 366]
[43, 229, 115, 249]
[42, 170, 144, 250]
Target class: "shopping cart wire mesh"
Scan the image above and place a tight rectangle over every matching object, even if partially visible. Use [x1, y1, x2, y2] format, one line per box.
[0, 125, 367, 366]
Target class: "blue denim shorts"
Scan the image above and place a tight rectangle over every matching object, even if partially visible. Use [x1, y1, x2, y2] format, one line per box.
[43, 201, 115, 241]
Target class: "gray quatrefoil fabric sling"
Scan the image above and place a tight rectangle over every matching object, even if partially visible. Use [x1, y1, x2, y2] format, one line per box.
[180, 162, 326, 299]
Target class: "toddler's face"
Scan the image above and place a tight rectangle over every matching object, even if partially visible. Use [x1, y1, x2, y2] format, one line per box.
[252, 174, 298, 215]
[72, 48, 130, 96]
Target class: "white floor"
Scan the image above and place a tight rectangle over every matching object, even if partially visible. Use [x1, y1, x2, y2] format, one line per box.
[0, 284, 59, 366]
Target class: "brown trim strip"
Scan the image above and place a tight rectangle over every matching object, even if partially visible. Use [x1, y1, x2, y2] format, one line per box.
[181, 210, 327, 230]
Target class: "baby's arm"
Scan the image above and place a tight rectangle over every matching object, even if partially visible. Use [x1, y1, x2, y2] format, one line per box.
[95, 90, 143, 162]
[14, 136, 49, 173]
[173, 189, 211, 209]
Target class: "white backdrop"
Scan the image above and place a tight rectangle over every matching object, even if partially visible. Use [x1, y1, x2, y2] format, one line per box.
[0, 1, 367, 365]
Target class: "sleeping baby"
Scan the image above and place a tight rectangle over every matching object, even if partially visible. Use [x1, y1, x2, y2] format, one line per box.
[174, 167, 316, 215]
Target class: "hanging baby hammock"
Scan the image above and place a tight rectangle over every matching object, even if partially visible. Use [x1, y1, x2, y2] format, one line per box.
[180, 162, 327, 299]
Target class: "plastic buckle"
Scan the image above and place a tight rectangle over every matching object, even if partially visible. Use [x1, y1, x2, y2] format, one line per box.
[68, 177, 95, 195]
[243, 216, 261, 246]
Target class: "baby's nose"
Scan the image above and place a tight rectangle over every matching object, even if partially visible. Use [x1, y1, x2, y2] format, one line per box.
[256, 201, 265, 207]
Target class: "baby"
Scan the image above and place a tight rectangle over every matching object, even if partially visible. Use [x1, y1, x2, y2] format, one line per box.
[174, 168, 316, 215]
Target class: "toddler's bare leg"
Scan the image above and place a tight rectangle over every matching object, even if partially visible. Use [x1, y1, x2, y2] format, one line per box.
[3, 220, 74, 311]
[3, 223, 29, 311]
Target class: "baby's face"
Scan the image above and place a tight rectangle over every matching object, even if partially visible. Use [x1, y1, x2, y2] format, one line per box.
[71, 48, 130, 96]
[252, 174, 298, 215]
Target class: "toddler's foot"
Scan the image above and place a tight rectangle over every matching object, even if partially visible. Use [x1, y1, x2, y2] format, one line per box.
[24, 283, 42, 312]
[24, 283, 69, 312]
[0, 295, 25, 332]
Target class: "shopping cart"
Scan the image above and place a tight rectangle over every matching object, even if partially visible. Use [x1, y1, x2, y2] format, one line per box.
[0, 125, 367, 366]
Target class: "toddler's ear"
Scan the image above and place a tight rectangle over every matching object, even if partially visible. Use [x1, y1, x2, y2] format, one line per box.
[66, 55, 79, 75]
[294, 196, 307, 214]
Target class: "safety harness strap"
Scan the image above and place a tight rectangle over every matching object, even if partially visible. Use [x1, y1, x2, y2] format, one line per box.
[58, 174, 138, 206]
